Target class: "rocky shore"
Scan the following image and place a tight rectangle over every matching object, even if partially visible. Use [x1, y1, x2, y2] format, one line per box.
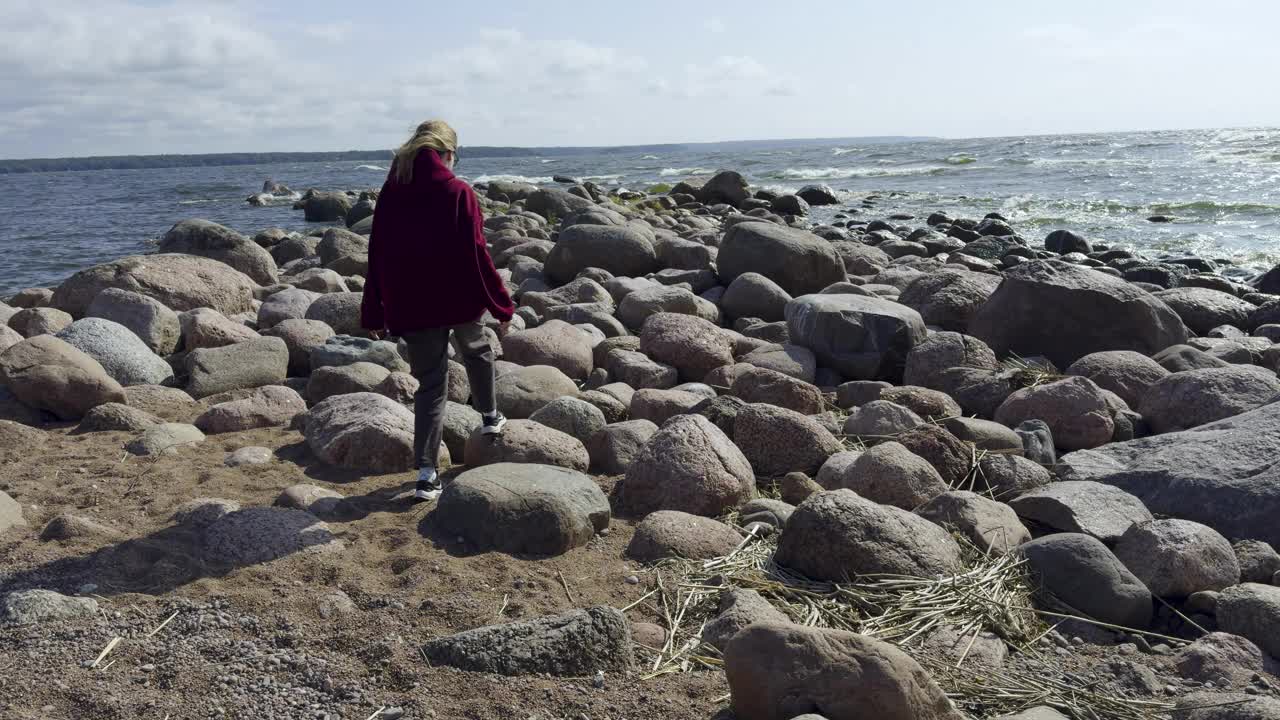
[2, 170, 1280, 719]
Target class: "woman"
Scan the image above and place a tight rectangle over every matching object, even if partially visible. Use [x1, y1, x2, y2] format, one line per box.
[361, 120, 515, 501]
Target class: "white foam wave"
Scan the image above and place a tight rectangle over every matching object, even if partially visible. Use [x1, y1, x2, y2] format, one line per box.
[540, 159, 556, 164]
[831, 148, 858, 156]
[356, 164, 387, 171]
[641, 154, 660, 160]
[472, 174, 554, 184]
[770, 166, 951, 180]
[659, 167, 714, 177]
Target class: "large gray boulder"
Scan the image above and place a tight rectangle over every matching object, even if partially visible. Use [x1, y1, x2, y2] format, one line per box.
[86, 288, 181, 356]
[495, 364, 579, 419]
[1064, 350, 1170, 409]
[969, 260, 1190, 368]
[1138, 366, 1280, 433]
[257, 287, 319, 329]
[0, 335, 126, 420]
[420, 606, 632, 676]
[701, 589, 791, 652]
[0, 589, 98, 625]
[899, 267, 1001, 332]
[1009, 480, 1153, 543]
[1216, 584, 1280, 659]
[775, 490, 964, 580]
[585, 419, 658, 475]
[304, 392, 415, 473]
[916, 491, 1031, 555]
[56, 317, 173, 387]
[304, 292, 363, 336]
[639, 312, 734, 382]
[734, 403, 843, 477]
[1058, 401, 1280, 547]
[722, 272, 792, 322]
[617, 285, 718, 329]
[501, 319, 594, 381]
[618, 414, 755, 517]
[994, 376, 1115, 451]
[1154, 287, 1255, 336]
[718, 222, 846, 296]
[195, 385, 307, 434]
[786, 294, 926, 381]
[52, 254, 257, 318]
[436, 463, 609, 555]
[262, 318, 335, 376]
[158, 219, 278, 285]
[625, 510, 744, 563]
[1019, 533, 1153, 629]
[463, 419, 589, 471]
[724, 622, 963, 720]
[528, 396, 606, 444]
[1113, 519, 1240, 598]
[831, 441, 948, 511]
[185, 337, 289, 399]
[543, 224, 658, 284]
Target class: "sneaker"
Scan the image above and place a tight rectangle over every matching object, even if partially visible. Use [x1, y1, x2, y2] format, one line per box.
[414, 467, 442, 502]
[481, 411, 507, 436]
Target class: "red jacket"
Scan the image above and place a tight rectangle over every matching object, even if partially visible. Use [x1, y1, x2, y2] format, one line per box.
[361, 149, 515, 334]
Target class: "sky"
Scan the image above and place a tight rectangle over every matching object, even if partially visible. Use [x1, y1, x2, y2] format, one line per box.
[2, 0, 1278, 158]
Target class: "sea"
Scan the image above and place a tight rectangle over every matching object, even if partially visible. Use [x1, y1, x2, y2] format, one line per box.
[1, 127, 1277, 296]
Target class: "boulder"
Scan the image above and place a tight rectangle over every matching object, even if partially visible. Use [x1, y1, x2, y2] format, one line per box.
[125, 422, 205, 456]
[903, 331, 1000, 390]
[437, 463, 609, 555]
[969, 260, 1189, 368]
[1113, 519, 1240, 598]
[495, 365, 579, 419]
[525, 187, 596, 221]
[605, 349, 678, 390]
[158, 219, 278, 285]
[625, 510, 743, 562]
[786, 294, 927, 381]
[76, 403, 161, 433]
[52, 254, 257, 318]
[994, 376, 1115, 451]
[638, 313, 734, 382]
[202, 507, 341, 565]
[917, 491, 1030, 554]
[731, 365, 825, 415]
[302, 191, 353, 222]
[895, 424, 973, 487]
[0, 335, 126, 420]
[501, 320, 593, 381]
[629, 388, 706, 426]
[842, 400, 923, 439]
[306, 362, 391, 404]
[304, 292, 363, 336]
[699, 170, 751, 206]
[55, 317, 173, 386]
[304, 392, 415, 473]
[0, 589, 98, 626]
[1019, 533, 1153, 628]
[528, 396, 607, 444]
[775, 490, 964, 580]
[718, 222, 846, 296]
[735, 403, 843, 477]
[701, 589, 791, 652]
[317, 227, 369, 266]
[1009, 480, 1153, 543]
[977, 454, 1052, 500]
[1174, 633, 1270, 686]
[586, 419, 659, 475]
[1154, 287, 1256, 336]
[1064, 350, 1170, 409]
[831, 441, 948, 510]
[738, 344, 817, 384]
[195, 385, 307, 434]
[899, 267, 1001, 332]
[463, 419, 589, 471]
[1153, 344, 1231, 373]
[722, 272, 792, 322]
[86, 288, 180, 355]
[8, 307, 72, 337]
[309, 334, 408, 373]
[1216, 583, 1280, 659]
[543, 224, 658, 284]
[1235, 540, 1280, 584]
[420, 606, 632, 676]
[618, 285, 718, 328]
[1139, 366, 1280, 433]
[123, 385, 199, 422]
[619, 414, 755, 517]
[261, 318, 335, 376]
[185, 337, 288, 399]
[257, 288, 319, 329]
[724, 622, 963, 720]
[0, 489, 26, 535]
[179, 307, 260, 350]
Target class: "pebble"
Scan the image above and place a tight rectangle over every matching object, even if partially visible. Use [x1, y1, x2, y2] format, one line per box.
[624, 575, 640, 585]
[592, 670, 605, 688]
[1117, 643, 1138, 655]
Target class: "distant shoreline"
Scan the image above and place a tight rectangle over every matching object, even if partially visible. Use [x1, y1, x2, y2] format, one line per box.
[0, 137, 933, 174]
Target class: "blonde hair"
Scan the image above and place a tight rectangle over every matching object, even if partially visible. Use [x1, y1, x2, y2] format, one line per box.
[393, 119, 458, 183]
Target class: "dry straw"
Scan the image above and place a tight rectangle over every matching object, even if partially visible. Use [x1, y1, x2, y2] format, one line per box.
[633, 528, 1176, 720]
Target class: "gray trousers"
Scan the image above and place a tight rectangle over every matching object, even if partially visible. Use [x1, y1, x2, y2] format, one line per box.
[402, 321, 497, 469]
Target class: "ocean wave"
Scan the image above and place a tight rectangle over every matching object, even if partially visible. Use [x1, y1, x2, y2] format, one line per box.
[659, 167, 714, 177]
[641, 154, 660, 160]
[765, 166, 952, 180]
[540, 159, 556, 164]
[944, 154, 977, 165]
[472, 174, 554, 184]
[355, 164, 387, 171]
[1148, 200, 1280, 215]
[831, 147, 859, 156]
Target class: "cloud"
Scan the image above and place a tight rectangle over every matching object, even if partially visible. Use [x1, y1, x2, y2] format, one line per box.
[0, 1, 801, 155]
[705, 17, 726, 34]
